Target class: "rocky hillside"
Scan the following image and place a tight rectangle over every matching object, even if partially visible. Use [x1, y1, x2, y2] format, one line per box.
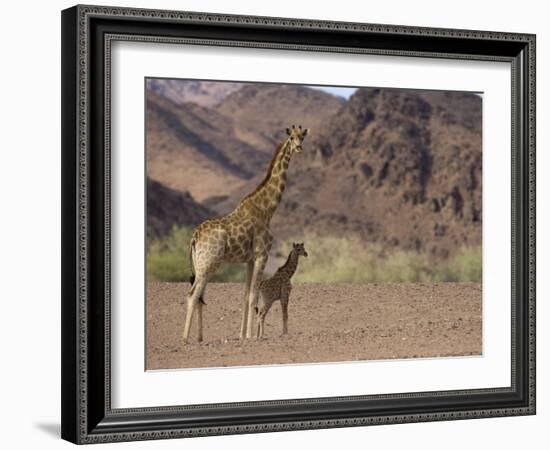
[146, 82, 343, 202]
[215, 88, 481, 256]
[147, 177, 214, 237]
[216, 84, 344, 154]
[146, 79, 244, 107]
[146, 81, 482, 257]
[278, 88, 482, 256]
[146, 90, 266, 201]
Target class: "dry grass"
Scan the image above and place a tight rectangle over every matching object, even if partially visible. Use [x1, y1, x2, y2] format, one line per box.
[147, 227, 481, 283]
[279, 235, 481, 283]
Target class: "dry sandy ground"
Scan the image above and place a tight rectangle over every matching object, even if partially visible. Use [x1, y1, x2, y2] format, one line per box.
[147, 282, 481, 370]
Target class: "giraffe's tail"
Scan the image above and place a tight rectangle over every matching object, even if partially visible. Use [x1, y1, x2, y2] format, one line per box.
[188, 238, 206, 305]
[188, 238, 196, 277]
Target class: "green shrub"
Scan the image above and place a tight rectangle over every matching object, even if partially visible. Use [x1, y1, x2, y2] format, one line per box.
[147, 227, 481, 284]
[146, 226, 244, 282]
[278, 234, 481, 283]
[435, 246, 482, 283]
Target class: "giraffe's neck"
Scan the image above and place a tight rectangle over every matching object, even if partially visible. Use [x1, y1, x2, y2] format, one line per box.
[278, 250, 299, 278]
[239, 139, 292, 221]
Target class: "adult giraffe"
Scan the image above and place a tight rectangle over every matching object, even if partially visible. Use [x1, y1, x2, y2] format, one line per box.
[182, 125, 309, 344]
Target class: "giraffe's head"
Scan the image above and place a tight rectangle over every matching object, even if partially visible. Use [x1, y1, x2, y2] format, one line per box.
[285, 125, 309, 154]
[292, 242, 308, 257]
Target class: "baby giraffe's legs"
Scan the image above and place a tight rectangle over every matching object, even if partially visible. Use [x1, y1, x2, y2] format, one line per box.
[256, 308, 265, 339]
[281, 286, 291, 335]
[281, 300, 289, 335]
[256, 301, 273, 339]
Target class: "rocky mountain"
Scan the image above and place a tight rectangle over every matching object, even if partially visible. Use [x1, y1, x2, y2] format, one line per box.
[146, 79, 245, 107]
[147, 177, 214, 237]
[216, 84, 344, 154]
[214, 88, 481, 256]
[146, 80, 482, 256]
[146, 90, 268, 201]
[146, 82, 344, 202]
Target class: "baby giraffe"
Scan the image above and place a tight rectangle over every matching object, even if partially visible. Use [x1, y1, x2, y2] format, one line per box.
[256, 243, 308, 338]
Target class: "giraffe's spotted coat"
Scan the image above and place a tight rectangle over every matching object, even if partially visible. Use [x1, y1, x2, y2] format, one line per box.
[256, 243, 308, 338]
[182, 125, 310, 344]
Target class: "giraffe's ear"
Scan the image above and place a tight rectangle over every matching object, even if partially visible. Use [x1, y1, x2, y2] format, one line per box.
[286, 127, 291, 136]
[302, 128, 309, 137]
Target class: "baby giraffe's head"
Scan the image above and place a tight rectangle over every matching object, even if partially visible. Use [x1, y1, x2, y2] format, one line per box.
[292, 242, 308, 257]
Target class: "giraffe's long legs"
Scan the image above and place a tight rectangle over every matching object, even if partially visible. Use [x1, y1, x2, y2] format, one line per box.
[246, 256, 267, 339]
[197, 302, 203, 342]
[240, 262, 254, 340]
[182, 277, 206, 344]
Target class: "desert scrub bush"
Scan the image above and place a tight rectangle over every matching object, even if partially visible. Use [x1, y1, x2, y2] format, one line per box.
[147, 228, 481, 284]
[435, 246, 482, 282]
[277, 235, 481, 283]
[146, 226, 244, 282]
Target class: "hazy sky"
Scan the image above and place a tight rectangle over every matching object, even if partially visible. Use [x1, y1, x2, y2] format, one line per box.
[307, 85, 482, 99]
[308, 85, 358, 99]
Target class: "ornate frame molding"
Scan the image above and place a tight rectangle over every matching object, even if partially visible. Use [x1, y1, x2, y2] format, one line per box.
[61, 4, 536, 444]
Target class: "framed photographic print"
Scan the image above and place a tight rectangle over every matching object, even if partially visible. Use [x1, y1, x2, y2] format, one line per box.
[61, 4, 536, 444]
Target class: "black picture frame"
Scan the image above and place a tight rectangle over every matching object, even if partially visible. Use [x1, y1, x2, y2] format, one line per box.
[61, 4, 536, 444]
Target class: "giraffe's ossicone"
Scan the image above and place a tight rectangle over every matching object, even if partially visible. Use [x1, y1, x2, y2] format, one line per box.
[182, 125, 310, 344]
